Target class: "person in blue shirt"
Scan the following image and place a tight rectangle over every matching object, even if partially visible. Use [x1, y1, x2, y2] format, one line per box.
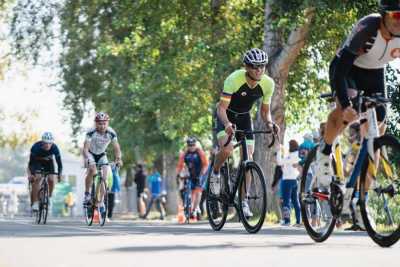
[27, 132, 63, 212]
[144, 170, 166, 220]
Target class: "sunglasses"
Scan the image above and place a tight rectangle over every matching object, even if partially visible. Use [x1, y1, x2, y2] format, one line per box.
[247, 64, 266, 70]
[387, 10, 400, 20]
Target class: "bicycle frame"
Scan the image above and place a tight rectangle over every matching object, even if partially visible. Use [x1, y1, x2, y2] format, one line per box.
[220, 130, 271, 207]
[93, 163, 109, 204]
[313, 102, 383, 194]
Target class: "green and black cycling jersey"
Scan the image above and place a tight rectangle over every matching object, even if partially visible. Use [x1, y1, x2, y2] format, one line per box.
[220, 69, 274, 113]
[216, 69, 275, 143]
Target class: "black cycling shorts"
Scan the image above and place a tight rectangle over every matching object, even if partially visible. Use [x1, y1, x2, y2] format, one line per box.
[215, 109, 254, 143]
[29, 160, 55, 174]
[329, 57, 386, 122]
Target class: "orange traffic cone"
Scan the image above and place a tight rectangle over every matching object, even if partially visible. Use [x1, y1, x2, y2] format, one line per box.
[93, 209, 99, 223]
[177, 204, 185, 224]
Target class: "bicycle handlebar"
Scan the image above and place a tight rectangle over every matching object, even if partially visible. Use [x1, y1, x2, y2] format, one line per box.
[223, 129, 276, 148]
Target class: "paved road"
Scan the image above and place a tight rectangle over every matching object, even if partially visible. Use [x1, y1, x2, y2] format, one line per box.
[0, 216, 399, 267]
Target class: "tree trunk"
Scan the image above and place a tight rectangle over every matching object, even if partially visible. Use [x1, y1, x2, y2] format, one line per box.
[254, 3, 315, 217]
[164, 152, 178, 215]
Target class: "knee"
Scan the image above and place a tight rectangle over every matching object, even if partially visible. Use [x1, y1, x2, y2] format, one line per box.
[221, 145, 233, 156]
[87, 167, 96, 177]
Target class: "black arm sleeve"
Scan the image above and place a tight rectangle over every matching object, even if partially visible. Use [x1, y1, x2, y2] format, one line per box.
[332, 50, 358, 109]
[56, 155, 63, 175]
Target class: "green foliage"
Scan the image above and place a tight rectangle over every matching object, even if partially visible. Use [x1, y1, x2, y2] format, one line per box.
[10, 0, 391, 164]
[11, 0, 265, 164]
[386, 64, 400, 139]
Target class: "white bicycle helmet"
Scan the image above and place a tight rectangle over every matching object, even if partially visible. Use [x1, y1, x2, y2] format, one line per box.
[243, 48, 268, 66]
[41, 132, 54, 143]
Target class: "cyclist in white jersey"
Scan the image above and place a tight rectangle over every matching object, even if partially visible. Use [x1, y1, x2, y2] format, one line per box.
[316, 0, 400, 222]
[83, 112, 123, 207]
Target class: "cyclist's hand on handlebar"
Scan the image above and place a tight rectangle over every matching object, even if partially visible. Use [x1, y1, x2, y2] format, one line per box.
[224, 123, 235, 136]
[342, 106, 358, 125]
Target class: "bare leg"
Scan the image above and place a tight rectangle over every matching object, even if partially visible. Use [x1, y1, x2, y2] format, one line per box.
[31, 174, 42, 203]
[214, 135, 233, 172]
[85, 165, 96, 193]
[191, 189, 202, 212]
[48, 175, 55, 197]
[242, 144, 254, 199]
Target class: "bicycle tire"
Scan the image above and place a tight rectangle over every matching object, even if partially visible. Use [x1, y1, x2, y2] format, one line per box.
[299, 146, 336, 242]
[184, 185, 191, 224]
[99, 179, 108, 226]
[238, 161, 267, 234]
[206, 159, 228, 231]
[359, 135, 400, 247]
[84, 181, 96, 226]
[35, 188, 42, 224]
[42, 180, 49, 224]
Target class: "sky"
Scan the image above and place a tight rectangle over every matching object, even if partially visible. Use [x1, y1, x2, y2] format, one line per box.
[0, 62, 94, 147]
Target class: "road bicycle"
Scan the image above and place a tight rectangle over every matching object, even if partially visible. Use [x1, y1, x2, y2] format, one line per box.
[206, 129, 275, 233]
[300, 92, 400, 247]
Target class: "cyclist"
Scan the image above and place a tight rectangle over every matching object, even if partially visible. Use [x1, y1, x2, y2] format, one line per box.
[176, 137, 209, 220]
[27, 132, 62, 212]
[82, 112, 123, 214]
[316, 0, 400, 216]
[210, 48, 278, 217]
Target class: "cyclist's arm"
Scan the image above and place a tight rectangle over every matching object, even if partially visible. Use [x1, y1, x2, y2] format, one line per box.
[198, 149, 209, 175]
[53, 145, 63, 175]
[26, 164, 33, 178]
[260, 103, 273, 123]
[112, 140, 122, 161]
[176, 152, 185, 174]
[82, 139, 90, 161]
[332, 50, 358, 109]
[216, 101, 231, 127]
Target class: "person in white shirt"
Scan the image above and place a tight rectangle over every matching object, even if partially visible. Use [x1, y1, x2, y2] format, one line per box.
[276, 140, 301, 226]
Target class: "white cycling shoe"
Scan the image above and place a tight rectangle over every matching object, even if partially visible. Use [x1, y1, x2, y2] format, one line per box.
[242, 200, 253, 217]
[315, 150, 333, 189]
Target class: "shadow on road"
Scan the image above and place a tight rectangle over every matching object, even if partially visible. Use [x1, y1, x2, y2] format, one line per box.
[0, 217, 368, 240]
[106, 241, 317, 253]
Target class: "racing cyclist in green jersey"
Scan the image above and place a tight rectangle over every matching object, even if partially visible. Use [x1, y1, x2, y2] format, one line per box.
[210, 48, 279, 217]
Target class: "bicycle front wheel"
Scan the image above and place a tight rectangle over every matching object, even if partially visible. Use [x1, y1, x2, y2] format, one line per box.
[99, 180, 108, 226]
[299, 146, 336, 242]
[360, 135, 400, 247]
[41, 183, 49, 224]
[238, 161, 267, 234]
[84, 183, 95, 226]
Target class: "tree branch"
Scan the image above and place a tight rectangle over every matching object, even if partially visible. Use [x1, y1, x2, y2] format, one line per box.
[272, 7, 316, 77]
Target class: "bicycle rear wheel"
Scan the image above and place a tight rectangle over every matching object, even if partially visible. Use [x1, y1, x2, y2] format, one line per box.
[359, 135, 400, 247]
[300, 146, 336, 242]
[206, 160, 228, 231]
[238, 161, 267, 234]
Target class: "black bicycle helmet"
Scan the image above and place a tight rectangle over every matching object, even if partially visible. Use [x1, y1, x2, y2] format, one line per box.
[243, 48, 268, 66]
[380, 0, 400, 12]
[186, 137, 196, 146]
